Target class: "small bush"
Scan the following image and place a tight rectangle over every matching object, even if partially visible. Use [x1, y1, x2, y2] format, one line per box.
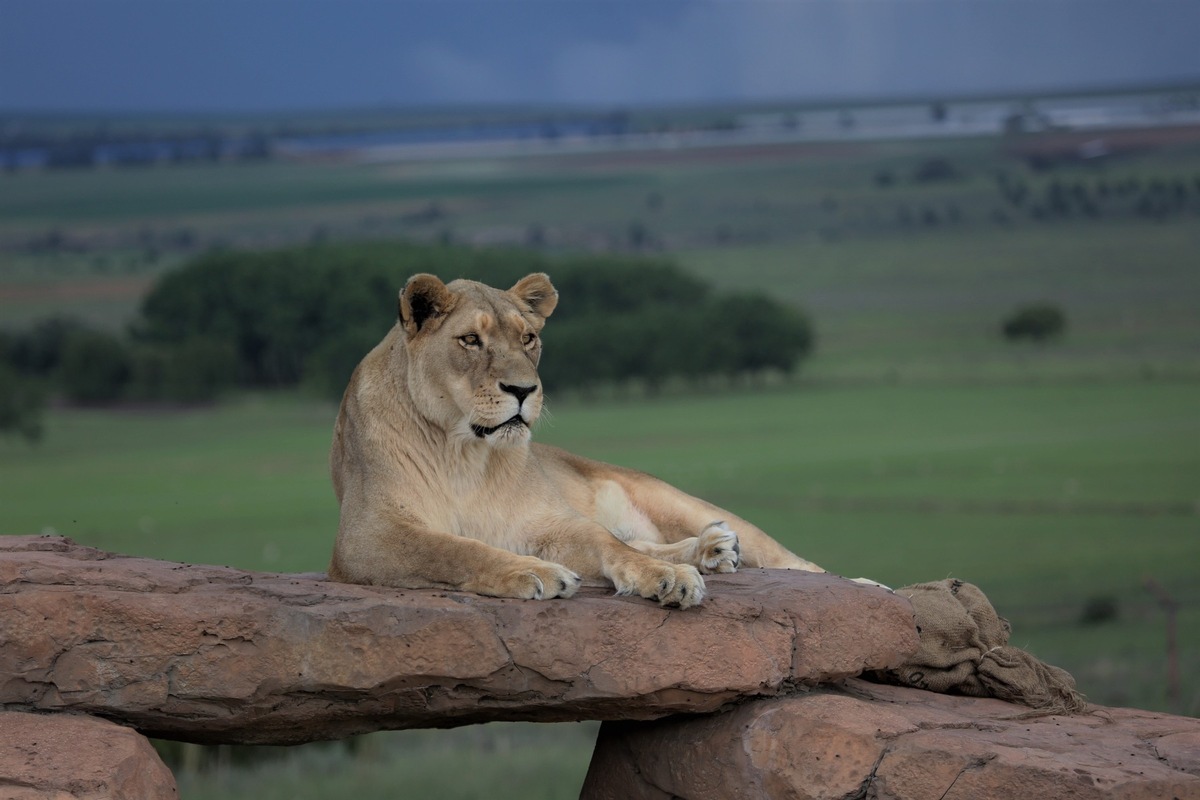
[912, 157, 961, 183]
[1080, 594, 1119, 625]
[1001, 303, 1066, 342]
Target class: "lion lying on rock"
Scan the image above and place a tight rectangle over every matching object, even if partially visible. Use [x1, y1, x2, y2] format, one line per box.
[329, 272, 827, 609]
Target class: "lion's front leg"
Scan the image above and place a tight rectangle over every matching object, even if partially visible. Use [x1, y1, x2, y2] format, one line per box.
[330, 508, 582, 600]
[530, 519, 707, 609]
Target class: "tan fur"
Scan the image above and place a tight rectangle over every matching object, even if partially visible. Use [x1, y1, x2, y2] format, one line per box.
[328, 272, 825, 609]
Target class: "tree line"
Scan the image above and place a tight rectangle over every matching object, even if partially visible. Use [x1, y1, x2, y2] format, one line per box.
[0, 112, 635, 172]
[1, 241, 815, 441]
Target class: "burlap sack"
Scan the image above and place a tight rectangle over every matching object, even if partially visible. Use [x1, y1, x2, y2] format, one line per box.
[872, 578, 1087, 714]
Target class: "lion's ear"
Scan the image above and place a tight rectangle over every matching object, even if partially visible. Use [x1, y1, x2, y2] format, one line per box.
[399, 274, 454, 336]
[510, 273, 558, 319]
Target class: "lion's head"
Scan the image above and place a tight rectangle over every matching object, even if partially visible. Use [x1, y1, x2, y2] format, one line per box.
[397, 272, 558, 447]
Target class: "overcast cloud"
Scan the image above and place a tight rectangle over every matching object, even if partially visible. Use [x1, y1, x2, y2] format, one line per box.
[1, 0, 1198, 111]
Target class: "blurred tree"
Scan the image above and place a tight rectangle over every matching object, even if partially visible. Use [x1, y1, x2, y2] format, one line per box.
[720, 293, 814, 374]
[239, 132, 272, 161]
[0, 364, 46, 443]
[1080, 594, 1119, 625]
[1001, 303, 1066, 343]
[627, 220, 652, 250]
[524, 223, 547, 248]
[912, 157, 960, 183]
[4, 316, 89, 377]
[59, 329, 133, 404]
[128, 338, 239, 403]
[135, 242, 815, 397]
[305, 325, 391, 401]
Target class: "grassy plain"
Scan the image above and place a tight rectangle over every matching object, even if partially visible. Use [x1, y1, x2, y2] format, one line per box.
[3, 126, 1200, 797]
[173, 722, 601, 800]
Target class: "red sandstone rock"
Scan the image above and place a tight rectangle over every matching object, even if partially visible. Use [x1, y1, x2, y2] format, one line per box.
[581, 679, 1200, 800]
[0, 711, 177, 799]
[0, 536, 917, 745]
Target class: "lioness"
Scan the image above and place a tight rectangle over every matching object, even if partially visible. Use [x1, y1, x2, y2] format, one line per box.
[329, 272, 826, 609]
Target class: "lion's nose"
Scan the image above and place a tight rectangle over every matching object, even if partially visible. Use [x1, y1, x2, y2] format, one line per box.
[499, 383, 537, 406]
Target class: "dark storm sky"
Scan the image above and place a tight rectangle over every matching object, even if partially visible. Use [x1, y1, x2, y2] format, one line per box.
[2, 0, 1199, 112]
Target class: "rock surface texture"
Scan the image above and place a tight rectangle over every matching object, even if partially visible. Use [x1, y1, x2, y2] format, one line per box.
[0, 711, 177, 799]
[581, 678, 1200, 800]
[8, 535, 1198, 799]
[0, 536, 917, 745]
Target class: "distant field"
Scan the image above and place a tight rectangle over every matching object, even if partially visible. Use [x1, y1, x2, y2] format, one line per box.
[3, 132, 1199, 381]
[173, 722, 600, 800]
[680, 219, 1200, 382]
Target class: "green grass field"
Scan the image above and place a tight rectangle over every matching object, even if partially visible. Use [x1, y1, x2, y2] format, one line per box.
[171, 723, 601, 800]
[3, 125, 1200, 797]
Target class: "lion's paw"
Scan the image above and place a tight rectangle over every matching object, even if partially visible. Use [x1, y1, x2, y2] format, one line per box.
[696, 521, 740, 574]
[621, 562, 705, 609]
[497, 559, 582, 600]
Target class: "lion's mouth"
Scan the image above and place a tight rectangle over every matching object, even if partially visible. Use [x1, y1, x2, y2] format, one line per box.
[470, 415, 528, 438]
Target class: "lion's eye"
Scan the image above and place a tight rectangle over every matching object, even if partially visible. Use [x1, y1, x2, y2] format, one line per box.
[459, 334, 481, 348]
[522, 332, 538, 347]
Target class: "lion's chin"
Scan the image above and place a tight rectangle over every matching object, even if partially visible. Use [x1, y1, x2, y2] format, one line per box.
[485, 421, 531, 447]
[470, 415, 532, 447]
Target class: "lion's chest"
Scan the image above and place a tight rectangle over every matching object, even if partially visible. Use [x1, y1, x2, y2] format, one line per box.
[441, 501, 535, 551]
[416, 460, 565, 554]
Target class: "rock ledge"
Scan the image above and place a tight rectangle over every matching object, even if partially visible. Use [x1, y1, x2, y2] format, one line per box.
[583, 678, 1200, 799]
[0, 535, 916, 745]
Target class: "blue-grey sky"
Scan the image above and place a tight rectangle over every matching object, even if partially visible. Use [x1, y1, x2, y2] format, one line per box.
[2, 0, 1199, 112]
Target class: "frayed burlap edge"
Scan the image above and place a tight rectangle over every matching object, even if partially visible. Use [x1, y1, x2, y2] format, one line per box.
[869, 579, 1087, 715]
